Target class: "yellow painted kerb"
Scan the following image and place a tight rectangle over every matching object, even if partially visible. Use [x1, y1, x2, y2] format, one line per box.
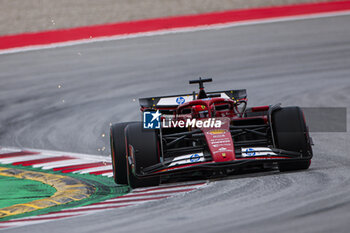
[0, 167, 95, 218]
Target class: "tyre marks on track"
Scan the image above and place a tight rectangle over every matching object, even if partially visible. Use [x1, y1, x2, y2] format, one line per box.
[0, 147, 207, 229]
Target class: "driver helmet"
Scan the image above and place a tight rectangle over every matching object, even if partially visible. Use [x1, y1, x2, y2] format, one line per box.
[192, 105, 208, 118]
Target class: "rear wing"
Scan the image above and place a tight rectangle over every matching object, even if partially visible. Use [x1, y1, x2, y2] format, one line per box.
[139, 89, 247, 108]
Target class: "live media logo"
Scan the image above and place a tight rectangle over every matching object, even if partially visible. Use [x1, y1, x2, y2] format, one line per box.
[143, 110, 161, 129]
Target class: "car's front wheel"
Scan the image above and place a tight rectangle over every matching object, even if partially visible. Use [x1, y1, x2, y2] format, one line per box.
[272, 106, 313, 172]
[125, 122, 161, 188]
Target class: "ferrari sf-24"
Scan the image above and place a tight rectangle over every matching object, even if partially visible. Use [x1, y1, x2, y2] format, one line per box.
[110, 78, 313, 188]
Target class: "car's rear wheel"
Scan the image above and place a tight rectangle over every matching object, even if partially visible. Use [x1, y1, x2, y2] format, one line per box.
[272, 107, 312, 172]
[110, 122, 135, 185]
[125, 122, 161, 188]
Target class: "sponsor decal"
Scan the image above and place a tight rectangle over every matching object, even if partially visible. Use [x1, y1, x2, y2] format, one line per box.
[210, 139, 231, 144]
[241, 147, 278, 157]
[143, 110, 161, 129]
[190, 154, 200, 162]
[176, 96, 186, 104]
[245, 148, 256, 156]
[208, 129, 227, 135]
[156, 93, 230, 106]
[211, 132, 227, 137]
[157, 96, 193, 106]
[218, 147, 227, 151]
[168, 152, 205, 167]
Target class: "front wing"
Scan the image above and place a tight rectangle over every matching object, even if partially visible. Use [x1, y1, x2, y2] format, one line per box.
[132, 147, 312, 178]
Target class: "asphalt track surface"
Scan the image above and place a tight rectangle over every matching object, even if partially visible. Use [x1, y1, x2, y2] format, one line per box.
[1, 14, 350, 233]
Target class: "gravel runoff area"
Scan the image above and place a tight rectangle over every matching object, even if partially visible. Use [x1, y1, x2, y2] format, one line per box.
[0, 0, 333, 36]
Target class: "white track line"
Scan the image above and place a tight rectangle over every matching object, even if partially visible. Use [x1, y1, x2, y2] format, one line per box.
[101, 172, 113, 177]
[76, 165, 112, 174]
[33, 159, 93, 169]
[133, 181, 206, 192]
[100, 195, 170, 203]
[68, 203, 142, 210]
[0, 146, 111, 163]
[0, 155, 54, 164]
[26, 211, 92, 219]
[0, 214, 81, 227]
[0, 148, 22, 154]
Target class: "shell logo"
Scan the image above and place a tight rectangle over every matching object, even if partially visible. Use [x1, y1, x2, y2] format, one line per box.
[208, 129, 227, 135]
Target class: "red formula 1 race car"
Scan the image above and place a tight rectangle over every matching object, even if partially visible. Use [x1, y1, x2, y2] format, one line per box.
[110, 78, 313, 188]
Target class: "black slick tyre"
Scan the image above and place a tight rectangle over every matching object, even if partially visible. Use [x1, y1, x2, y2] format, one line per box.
[125, 122, 161, 188]
[272, 107, 313, 172]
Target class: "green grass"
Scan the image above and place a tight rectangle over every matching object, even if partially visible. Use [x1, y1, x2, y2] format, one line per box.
[0, 175, 56, 209]
[0, 164, 129, 222]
